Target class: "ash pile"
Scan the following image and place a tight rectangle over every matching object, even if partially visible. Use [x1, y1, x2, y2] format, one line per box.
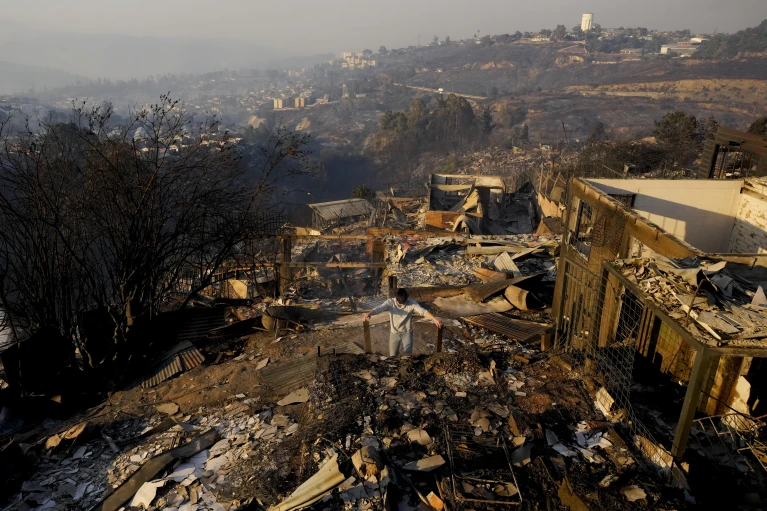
[2, 341, 694, 511]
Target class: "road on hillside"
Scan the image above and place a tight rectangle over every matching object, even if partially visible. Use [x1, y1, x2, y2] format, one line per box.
[392, 83, 487, 101]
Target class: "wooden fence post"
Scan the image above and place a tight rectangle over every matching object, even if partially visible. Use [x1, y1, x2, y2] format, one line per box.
[363, 320, 372, 353]
[435, 326, 443, 353]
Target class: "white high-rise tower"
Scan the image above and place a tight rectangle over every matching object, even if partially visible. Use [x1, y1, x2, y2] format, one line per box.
[581, 13, 594, 32]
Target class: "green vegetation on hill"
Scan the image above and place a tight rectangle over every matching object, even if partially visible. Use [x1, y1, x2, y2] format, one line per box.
[696, 20, 767, 58]
[368, 94, 493, 162]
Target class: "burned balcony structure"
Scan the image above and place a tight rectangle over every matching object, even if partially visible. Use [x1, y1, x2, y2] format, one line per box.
[553, 177, 767, 485]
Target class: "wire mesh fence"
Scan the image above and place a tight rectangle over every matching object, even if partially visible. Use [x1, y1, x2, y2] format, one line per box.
[555, 258, 685, 484]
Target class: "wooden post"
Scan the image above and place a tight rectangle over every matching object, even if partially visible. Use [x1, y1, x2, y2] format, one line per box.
[363, 320, 372, 353]
[278, 236, 292, 296]
[435, 326, 444, 353]
[336, 267, 357, 312]
[388, 275, 398, 298]
[671, 347, 714, 460]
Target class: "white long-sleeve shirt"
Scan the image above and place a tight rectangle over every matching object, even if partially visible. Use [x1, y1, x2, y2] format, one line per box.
[370, 298, 428, 334]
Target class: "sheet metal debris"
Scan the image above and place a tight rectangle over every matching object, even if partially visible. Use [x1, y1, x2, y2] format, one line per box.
[141, 341, 205, 388]
[464, 313, 552, 343]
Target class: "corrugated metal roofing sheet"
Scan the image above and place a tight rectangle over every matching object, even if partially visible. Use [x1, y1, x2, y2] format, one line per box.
[309, 199, 374, 221]
[173, 308, 227, 344]
[464, 313, 552, 342]
[141, 341, 205, 388]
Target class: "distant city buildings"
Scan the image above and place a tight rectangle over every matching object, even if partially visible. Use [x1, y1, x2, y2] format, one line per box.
[336, 51, 377, 70]
[661, 40, 703, 57]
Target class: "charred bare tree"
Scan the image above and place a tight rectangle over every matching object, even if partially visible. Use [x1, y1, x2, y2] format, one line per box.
[0, 95, 315, 379]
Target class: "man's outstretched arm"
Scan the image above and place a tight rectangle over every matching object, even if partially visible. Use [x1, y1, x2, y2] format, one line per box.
[423, 310, 443, 329]
[363, 302, 389, 322]
[412, 302, 442, 329]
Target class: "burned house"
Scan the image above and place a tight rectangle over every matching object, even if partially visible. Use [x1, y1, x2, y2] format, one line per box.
[308, 198, 375, 231]
[425, 174, 537, 235]
[700, 126, 767, 179]
[554, 177, 767, 479]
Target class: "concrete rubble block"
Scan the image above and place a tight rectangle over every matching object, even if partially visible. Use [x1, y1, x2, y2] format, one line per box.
[406, 429, 432, 445]
[621, 485, 647, 502]
[277, 388, 310, 406]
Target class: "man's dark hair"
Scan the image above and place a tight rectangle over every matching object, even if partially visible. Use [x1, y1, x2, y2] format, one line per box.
[395, 288, 408, 305]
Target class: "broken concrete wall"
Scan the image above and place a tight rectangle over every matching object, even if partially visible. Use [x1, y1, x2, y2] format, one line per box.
[554, 179, 767, 417]
[587, 179, 743, 254]
[728, 178, 767, 254]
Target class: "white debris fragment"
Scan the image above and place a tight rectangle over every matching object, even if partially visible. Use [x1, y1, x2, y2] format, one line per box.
[205, 454, 228, 473]
[406, 429, 432, 445]
[599, 474, 619, 487]
[621, 485, 647, 502]
[130, 480, 166, 509]
[277, 388, 310, 406]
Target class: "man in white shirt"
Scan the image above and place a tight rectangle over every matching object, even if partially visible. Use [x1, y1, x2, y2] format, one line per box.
[363, 288, 442, 356]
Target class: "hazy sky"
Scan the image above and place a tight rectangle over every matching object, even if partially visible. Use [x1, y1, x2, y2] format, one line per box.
[3, 0, 766, 55]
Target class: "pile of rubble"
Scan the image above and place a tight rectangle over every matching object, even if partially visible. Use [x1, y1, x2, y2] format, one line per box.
[3, 334, 695, 511]
[616, 256, 767, 346]
[385, 234, 559, 289]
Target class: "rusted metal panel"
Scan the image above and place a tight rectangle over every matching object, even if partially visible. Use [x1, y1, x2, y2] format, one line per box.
[464, 313, 552, 342]
[260, 355, 318, 396]
[179, 346, 205, 370]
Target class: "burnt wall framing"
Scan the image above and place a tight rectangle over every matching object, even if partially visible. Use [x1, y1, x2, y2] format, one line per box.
[552, 178, 699, 320]
[554, 255, 767, 466]
[699, 126, 767, 180]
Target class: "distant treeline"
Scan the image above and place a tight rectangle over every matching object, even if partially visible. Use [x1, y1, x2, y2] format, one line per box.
[696, 20, 767, 58]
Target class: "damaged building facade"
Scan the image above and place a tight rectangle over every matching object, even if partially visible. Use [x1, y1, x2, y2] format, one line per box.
[554, 177, 767, 474]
